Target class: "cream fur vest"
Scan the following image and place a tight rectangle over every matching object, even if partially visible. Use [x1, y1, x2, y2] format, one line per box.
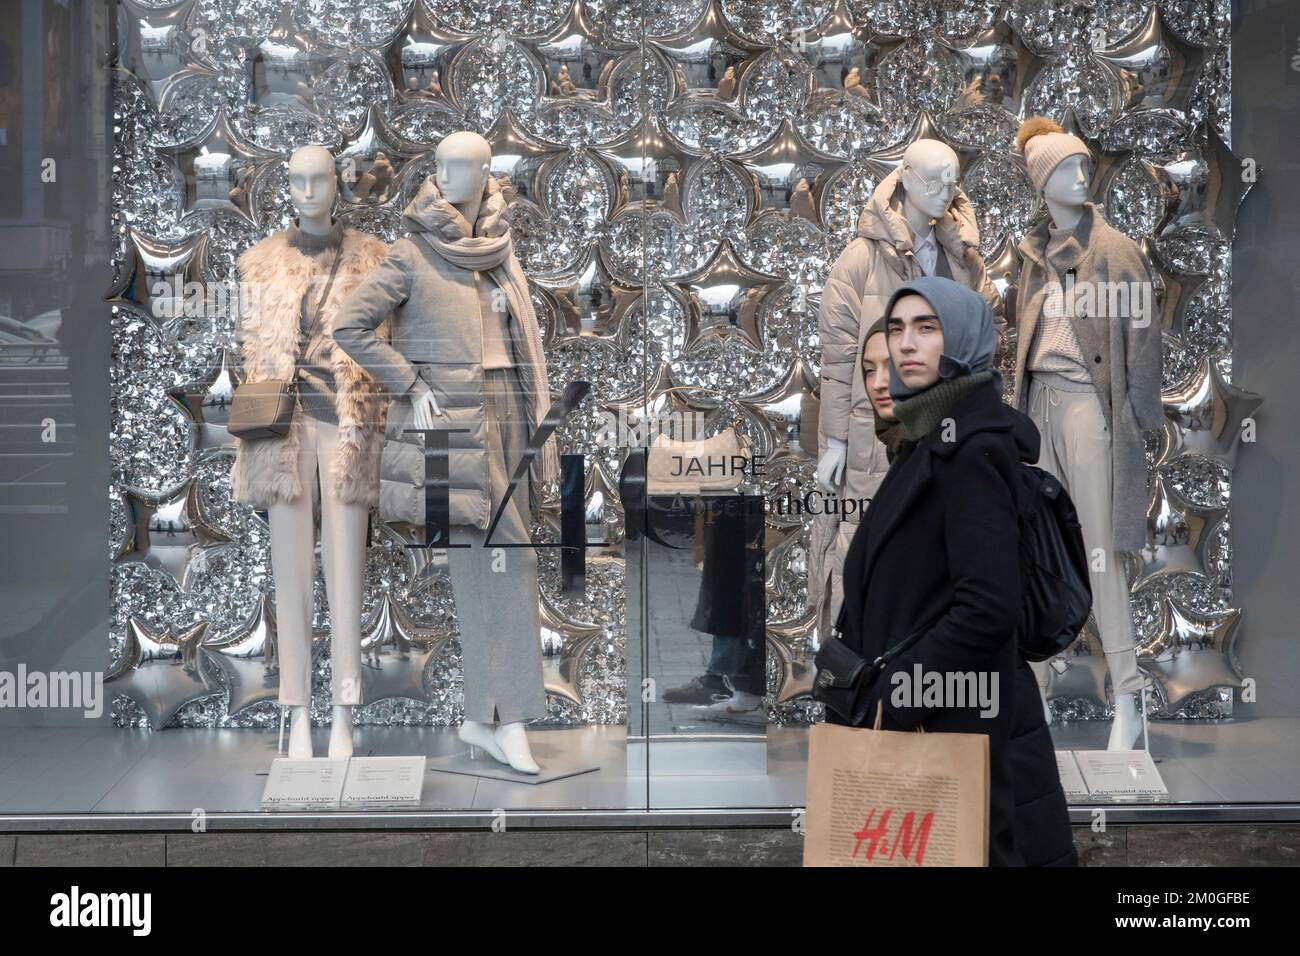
[231, 227, 390, 510]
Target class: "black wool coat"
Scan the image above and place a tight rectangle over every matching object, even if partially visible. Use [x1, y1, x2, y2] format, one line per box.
[832, 380, 1076, 867]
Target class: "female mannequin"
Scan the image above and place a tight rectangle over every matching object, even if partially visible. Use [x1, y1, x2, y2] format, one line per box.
[334, 131, 559, 775]
[1012, 118, 1163, 750]
[231, 145, 389, 759]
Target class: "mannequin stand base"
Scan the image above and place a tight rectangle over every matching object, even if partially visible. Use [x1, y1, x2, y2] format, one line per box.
[427, 742, 600, 786]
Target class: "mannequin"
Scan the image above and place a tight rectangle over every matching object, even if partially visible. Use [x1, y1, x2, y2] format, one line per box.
[334, 131, 559, 775]
[809, 138, 1002, 644]
[231, 145, 389, 760]
[1012, 118, 1163, 750]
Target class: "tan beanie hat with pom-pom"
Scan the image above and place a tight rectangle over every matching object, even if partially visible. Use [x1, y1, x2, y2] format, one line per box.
[1017, 117, 1090, 194]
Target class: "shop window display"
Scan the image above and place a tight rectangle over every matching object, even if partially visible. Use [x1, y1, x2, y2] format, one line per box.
[3, 0, 1294, 830]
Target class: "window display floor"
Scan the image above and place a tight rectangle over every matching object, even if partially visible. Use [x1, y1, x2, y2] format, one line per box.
[0, 720, 1297, 829]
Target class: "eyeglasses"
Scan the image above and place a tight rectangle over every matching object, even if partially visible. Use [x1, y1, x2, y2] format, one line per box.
[903, 164, 956, 198]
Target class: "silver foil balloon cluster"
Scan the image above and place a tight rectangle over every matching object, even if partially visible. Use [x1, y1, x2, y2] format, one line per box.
[109, 0, 1249, 729]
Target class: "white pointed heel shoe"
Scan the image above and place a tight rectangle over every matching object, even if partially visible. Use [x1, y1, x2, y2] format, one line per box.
[493, 721, 540, 775]
[459, 719, 508, 764]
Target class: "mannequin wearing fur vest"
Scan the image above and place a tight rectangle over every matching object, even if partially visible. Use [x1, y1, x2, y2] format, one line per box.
[230, 225, 391, 510]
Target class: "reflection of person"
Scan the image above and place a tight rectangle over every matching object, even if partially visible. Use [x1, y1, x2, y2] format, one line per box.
[660, 498, 765, 717]
[860, 318, 907, 460]
[835, 276, 1075, 867]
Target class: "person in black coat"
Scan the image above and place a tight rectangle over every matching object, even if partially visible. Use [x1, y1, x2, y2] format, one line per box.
[833, 276, 1076, 867]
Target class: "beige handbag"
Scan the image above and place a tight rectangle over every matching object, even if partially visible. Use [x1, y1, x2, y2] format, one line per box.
[228, 242, 343, 441]
[644, 387, 754, 495]
[228, 379, 297, 440]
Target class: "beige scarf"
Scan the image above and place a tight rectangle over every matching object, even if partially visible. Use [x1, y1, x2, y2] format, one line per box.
[402, 176, 560, 491]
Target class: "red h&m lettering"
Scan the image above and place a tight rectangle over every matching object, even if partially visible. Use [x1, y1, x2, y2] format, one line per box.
[852, 807, 935, 864]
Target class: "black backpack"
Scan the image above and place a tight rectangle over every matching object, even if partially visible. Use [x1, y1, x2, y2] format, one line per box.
[1014, 465, 1093, 662]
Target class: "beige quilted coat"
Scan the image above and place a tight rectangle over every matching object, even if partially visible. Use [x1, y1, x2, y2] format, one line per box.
[809, 167, 1003, 639]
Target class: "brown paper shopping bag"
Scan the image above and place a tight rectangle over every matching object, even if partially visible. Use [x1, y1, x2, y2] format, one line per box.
[803, 709, 990, 867]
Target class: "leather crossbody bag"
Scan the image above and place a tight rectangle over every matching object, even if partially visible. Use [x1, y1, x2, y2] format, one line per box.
[812, 605, 937, 727]
[228, 241, 344, 440]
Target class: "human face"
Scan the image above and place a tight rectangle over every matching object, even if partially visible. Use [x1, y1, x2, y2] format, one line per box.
[887, 294, 944, 391]
[861, 332, 896, 421]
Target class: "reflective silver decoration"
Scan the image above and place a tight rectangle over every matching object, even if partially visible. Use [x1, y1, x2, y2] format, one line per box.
[112, 0, 1243, 728]
[199, 593, 281, 714]
[106, 618, 212, 729]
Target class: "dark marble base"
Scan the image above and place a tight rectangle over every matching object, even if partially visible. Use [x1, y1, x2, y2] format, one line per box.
[4, 825, 1299, 866]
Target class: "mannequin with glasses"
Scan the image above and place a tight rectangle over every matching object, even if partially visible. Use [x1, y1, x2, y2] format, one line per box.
[809, 137, 1003, 647]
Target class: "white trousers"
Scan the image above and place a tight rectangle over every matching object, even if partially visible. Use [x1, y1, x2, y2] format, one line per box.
[1027, 377, 1144, 696]
[268, 413, 369, 707]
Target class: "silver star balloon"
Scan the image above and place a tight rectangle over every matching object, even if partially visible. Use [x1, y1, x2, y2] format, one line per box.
[1153, 124, 1256, 243]
[359, 593, 449, 703]
[159, 107, 281, 222]
[168, 346, 239, 449]
[335, 104, 426, 207]
[115, 476, 233, 587]
[1044, 617, 1111, 715]
[540, 599, 602, 706]
[767, 621, 814, 704]
[670, 240, 781, 351]
[1137, 473, 1227, 586]
[107, 228, 210, 326]
[1142, 599, 1243, 714]
[199, 592, 281, 714]
[116, 0, 206, 103]
[1092, 6, 1205, 118]
[106, 617, 213, 729]
[241, 1, 329, 112]
[1162, 356, 1263, 467]
[386, 1, 469, 104]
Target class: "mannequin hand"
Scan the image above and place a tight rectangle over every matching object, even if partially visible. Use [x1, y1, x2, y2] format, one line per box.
[816, 446, 847, 492]
[410, 381, 443, 431]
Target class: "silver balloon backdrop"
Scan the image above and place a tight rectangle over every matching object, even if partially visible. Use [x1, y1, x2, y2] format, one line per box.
[107, 0, 1251, 731]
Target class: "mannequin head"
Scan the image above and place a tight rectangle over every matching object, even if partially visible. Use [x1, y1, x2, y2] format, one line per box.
[1043, 153, 1090, 208]
[886, 292, 943, 392]
[435, 131, 492, 205]
[899, 139, 959, 227]
[287, 145, 337, 233]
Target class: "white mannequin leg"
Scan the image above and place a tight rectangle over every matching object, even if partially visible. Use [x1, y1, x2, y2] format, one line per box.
[328, 704, 354, 759]
[288, 705, 312, 759]
[269, 418, 319, 755]
[1107, 692, 1143, 751]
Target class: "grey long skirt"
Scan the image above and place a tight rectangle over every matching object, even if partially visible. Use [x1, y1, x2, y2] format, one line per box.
[448, 366, 547, 724]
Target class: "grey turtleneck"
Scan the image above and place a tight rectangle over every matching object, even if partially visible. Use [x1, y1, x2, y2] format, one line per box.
[287, 222, 344, 424]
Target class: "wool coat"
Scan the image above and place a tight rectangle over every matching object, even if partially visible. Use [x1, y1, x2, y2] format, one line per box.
[230, 228, 390, 510]
[1011, 202, 1163, 552]
[809, 167, 1003, 639]
[832, 380, 1076, 867]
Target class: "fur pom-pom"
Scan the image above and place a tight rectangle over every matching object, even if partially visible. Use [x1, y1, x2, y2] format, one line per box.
[1016, 116, 1064, 152]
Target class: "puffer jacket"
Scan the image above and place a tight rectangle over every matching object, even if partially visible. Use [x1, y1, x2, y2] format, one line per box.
[230, 227, 390, 510]
[332, 182, 553, 529]
[809, 167, 1003, 638]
